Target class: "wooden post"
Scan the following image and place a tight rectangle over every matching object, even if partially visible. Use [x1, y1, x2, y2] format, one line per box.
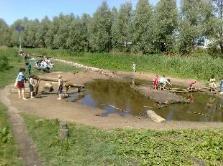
[59, 121, 69, 140]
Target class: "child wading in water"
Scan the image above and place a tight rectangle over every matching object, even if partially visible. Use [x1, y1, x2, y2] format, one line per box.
[153, 75, 159, 90]
[188, 80, 197, 91]
[29, 75, 36, 99]
[209, 75, 217, 92]
[57, 75, 64, 100]
[132, 62, 136, 72]
[14, 68, 27, 100]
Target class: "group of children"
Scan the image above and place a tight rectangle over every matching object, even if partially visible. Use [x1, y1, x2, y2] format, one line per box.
[152, 75, 172, 90]
[14, 68, 64, 101]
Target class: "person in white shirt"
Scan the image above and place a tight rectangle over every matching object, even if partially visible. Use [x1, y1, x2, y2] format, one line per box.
[158, 75, 171, 90]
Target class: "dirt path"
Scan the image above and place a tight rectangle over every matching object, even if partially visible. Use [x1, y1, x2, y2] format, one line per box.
[4, 58, 223, 131]
[8, 82, 223, 130]
[0, 87, 42, 166]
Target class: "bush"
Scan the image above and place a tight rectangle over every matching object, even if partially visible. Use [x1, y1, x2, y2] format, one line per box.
[0, 56, 9, 71]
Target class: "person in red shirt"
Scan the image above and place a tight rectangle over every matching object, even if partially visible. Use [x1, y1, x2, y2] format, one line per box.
[153, 75, 159, 90]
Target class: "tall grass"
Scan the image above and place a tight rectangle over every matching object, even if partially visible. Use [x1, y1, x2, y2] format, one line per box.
[26, 48, 223, 81]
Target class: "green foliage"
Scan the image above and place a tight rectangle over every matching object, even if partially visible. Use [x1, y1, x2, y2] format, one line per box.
[0, 1, 222, 55]
[112, 1, 132, 52]
[154, 0, 177, 52]
[0, 103, 22, 166]
[0, 48, 24, 88]
[26, 48, 223, 80]
[177, 0, 214, 54]
[88, 2, 112, 52]
[23, 114, 223, 165]
[131, 0, 154, 54]
[0, 55, 9, 71]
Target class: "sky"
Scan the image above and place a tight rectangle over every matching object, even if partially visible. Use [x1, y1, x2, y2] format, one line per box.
[0, 0, 161, 25]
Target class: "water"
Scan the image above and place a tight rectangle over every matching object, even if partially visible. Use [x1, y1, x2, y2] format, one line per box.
[67, 79, 223, 122]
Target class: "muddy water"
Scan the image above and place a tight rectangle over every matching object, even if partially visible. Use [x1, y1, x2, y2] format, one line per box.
[68, 79, 223, 122]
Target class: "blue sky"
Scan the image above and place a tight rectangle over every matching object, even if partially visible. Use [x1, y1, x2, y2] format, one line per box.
[0, 0, 161, 25]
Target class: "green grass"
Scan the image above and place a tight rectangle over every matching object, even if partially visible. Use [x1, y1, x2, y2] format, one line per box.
[22, 114, 223, 166]
[26, 48, 223, 81]
[0, 103, 23, 166]
[0, 48, 79, 88]
[0, 48, 79, 166]
[0, 48, 24, 88]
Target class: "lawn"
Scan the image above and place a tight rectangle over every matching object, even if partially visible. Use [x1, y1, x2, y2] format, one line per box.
[26, 48, 223, 81]
[0, 47, 79, 166]
[23, 114, 223, 166]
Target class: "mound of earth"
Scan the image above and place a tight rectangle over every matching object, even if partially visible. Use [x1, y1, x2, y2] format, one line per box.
[136, 86, 189, 104]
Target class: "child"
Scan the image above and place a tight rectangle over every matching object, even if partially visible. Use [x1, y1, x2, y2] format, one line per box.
[188, 80, 197, 91]
[158, 75, 171, 90]
[28, 75, 36, 99]
[57, 75, 64, 100]
[153, 75, 159, 90]
[209, 75, 217, 92]
[14, 68, 27, 100]
[132, 62, 136, 72]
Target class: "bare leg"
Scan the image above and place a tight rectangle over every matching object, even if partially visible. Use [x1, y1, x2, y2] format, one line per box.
[17, 89, 21, 98]
[30, 92, 34, 98]
[57, 94, 62, 100]
[21, 88, 27, 100]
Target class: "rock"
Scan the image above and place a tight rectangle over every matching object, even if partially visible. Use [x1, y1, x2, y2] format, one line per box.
[146, 110, 166, 123]
[136, 86, 189, 104]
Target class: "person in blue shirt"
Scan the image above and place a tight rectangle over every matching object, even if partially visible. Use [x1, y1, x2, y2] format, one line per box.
[14, 68, 27, 100]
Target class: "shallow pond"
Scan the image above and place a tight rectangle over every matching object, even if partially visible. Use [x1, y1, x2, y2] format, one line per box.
[67, 79, 223, 122]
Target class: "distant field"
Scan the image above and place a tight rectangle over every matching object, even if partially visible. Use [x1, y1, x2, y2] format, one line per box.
[26, 48, 223, 81]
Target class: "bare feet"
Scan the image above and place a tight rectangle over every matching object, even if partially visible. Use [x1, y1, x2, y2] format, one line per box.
[23, 98, 28, 100]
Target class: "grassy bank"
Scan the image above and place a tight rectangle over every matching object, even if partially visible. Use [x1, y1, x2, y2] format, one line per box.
[23, 114, 223, 165]
[0, 103, 22, 165]
[0, 48, 78, 88]
[26, 48, 223, 81]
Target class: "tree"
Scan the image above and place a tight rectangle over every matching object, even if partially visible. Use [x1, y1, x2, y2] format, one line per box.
[35, 16, 51, 48]
[112, 2, 133, 51]
[154, 0, 178, 52]
[0, 19, 11, 46]
[212, 0, 223, 53]
[66, 14, 90, 51]
[88, 1, 112, 52]
[177, 0, 213, 54]
[131, 0, 153, 54]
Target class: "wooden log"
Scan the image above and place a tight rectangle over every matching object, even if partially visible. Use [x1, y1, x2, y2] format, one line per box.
[146, 110, 166, 123]
[59, 121, 69, 140]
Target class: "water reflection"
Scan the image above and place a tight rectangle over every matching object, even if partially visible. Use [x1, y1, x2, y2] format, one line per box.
[68, 79, 223, 122]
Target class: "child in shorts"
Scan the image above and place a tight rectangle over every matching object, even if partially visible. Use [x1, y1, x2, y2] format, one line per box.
[29, 75, 36, 99]
[57, 75, 64, 100]
[14, 68, 27, 100]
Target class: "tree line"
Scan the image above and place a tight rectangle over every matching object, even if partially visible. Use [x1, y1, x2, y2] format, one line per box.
[0, 0, 223, 55]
